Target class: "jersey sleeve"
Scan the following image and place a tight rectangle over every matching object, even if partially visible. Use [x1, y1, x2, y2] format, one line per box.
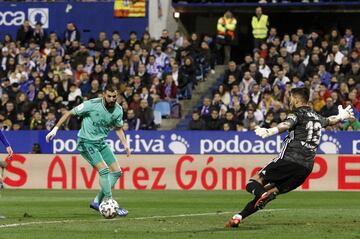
[319, 115, 329, 128]
[114, 110, 124, 129]
[285, 112, 298, 129]
[71, 101, 92, 117]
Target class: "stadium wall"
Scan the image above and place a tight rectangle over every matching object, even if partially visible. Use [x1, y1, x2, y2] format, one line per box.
[1, 154, 359, 191]
[0, 2, 148, 42]
[148, 0, 178, 39]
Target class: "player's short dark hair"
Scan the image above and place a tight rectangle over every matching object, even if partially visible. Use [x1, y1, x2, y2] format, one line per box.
[291, 87, 309, 103]
[104, 84, 118, 93]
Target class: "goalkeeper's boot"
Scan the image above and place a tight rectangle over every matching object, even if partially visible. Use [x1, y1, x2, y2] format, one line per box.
[225, 214, 242, 228]
[90, 201, 99, 211]
[117, 207, 128, 217]
[254, 192, 277, 209]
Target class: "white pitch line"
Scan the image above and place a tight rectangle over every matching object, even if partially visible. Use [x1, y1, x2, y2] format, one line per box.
[0, 209, 284, 229]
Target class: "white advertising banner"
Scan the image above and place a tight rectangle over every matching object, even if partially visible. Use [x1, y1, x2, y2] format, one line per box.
[1, 154, 359, 191]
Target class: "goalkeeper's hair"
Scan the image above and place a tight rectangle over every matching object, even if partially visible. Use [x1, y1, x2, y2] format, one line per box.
[103, 84, 118, 93]
[291, 87, 309, 103]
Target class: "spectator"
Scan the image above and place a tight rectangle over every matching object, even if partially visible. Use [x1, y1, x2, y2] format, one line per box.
[273, 70, 290, 88]
[16, 20, 33, 47]
[87, 79, 101, 99]
[199, 97, 212, 120]
[239, 71, 256, 95]
[216, 10, 237, 64]
[64, 22, 80, 47]
[180, 57, 196, 95]
[33, 23, 47, 47]
[129, 93, 141, 111]
[258, 58, 271, 78]
[222, 122, 231, 132]
[221, 110, 236, 130]
[344, 28, 355, 50]
[250, 84, 262, 106]
[140, 87, 153, 107]
[249, 63, 262, 83]
[224, 61, 241, 82]
[218, 84, 231, 106]
[224, 74, 238, 91]
[126, 109, 140, 131]
[252, 6, 269, 49]
[68, 83, 82, 106]
[161, 74, 177, 101]
[206, 109, 221, 130]
[188, 111, 205, 130]
[173, 31, 184, 50]
[127, 31, 139, 49]
[242, 109, 258, 130]
[30, 111, 45, 130]
[45, 111, 57, 131]
[320, 97, 338, 117]
[266, 27, 277, 46]
[137, 99, 154, 130]
[160, 29, 173, 51]
[343, 117, 360, 131]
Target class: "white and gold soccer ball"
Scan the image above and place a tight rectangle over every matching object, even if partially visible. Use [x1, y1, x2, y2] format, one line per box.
[99, 199, 119, 219]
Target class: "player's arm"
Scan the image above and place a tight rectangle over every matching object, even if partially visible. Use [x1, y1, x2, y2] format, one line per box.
[45, 110, 74, 142]
[326, 105, 354, 126]
[115, 128, 131, 157]
[0, 131, 13, 159]
[46, 102, 92, 142]
[255, 113, 296, 139]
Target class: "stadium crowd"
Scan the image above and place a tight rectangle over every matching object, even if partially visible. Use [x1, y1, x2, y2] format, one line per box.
[0, 20, 214, 131]
[188, 26, 360, 131]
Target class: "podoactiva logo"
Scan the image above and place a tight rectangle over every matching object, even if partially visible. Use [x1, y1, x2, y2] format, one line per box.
[52, 134, 284, 154]
[319, 134, 342, 154]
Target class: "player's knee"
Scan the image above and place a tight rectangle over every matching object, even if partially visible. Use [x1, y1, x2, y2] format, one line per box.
[246, 179, 257, 193]
[112, 170, 122, 179]
[98, 167, 110, 176]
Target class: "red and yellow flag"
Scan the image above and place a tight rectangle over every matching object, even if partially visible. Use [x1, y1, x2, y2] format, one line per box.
[114, 0, 146, 18]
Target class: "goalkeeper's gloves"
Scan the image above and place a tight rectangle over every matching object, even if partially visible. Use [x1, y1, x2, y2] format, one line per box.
[255, 127, 279, 139]
[46, 126, 59, 142]
[336, 105, 354, 121]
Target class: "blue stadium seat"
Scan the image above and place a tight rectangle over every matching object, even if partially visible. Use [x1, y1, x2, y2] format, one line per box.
[154, 101, 171, 118]
[153, 110, 162, 126]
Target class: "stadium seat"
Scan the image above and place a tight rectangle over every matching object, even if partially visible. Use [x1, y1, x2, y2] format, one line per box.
[154, 101, 171, 118]
[153, 110, 162, 126]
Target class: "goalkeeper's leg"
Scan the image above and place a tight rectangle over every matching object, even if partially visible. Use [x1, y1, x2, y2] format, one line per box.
[226, 184, 278, 228]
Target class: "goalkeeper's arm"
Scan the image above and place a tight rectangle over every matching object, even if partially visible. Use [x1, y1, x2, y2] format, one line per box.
[327, 105, 354, 126]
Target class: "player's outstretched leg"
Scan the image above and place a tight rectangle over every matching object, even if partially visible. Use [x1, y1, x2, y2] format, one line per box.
[91, 146, 128, 216]
[91, 170, 128, 217]
[225, 197, 259, 228]
[246, 179, 267, 198]
[94, 171, 122, 205]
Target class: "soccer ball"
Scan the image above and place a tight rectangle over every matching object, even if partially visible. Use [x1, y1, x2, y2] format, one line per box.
[99, 199, 119, 219]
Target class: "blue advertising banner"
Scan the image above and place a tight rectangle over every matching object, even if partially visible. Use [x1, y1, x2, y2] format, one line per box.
[0, 131, 358, 155]
[0, 2, 147, 42]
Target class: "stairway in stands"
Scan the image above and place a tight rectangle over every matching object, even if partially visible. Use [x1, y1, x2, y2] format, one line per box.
[158, 65, 225, 130]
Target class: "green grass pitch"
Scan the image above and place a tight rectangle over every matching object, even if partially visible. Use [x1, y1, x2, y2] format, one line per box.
[0, 190, 359, 239]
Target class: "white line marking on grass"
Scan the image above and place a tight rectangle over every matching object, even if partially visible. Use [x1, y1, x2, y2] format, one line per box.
[0, 209, 284, 229]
